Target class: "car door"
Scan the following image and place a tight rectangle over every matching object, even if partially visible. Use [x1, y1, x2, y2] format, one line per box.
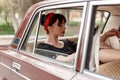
[74, 0, 120, 80]
[17, 1, 88, 80]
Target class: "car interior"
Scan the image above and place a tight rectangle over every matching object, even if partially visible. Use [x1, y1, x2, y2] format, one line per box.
[20, 8, 82, 66]
[89, 5, 120, 80]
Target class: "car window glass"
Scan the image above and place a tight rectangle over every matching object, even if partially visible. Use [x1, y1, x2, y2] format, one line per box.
[21, 13, 39, 53]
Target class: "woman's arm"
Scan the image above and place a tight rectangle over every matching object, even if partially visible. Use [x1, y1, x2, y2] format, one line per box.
[56, 53, 76, 63]
[100, 28, 120, 63]
[99, 49, 120, 63]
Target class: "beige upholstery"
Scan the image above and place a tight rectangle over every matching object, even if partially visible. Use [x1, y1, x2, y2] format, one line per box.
[25, 42, 34, 52]
[99, 60, 120, 80]
[25, 39, 45, 52]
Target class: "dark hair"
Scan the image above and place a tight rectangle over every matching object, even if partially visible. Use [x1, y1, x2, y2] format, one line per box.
[40, 13, 66, 33]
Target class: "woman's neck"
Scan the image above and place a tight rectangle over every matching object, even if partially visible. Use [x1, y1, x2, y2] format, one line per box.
[46, 36, 59, 44]
[45, 34, 64, 48]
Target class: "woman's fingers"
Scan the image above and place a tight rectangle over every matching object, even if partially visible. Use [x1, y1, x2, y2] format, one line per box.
[105, 28, 120, 37]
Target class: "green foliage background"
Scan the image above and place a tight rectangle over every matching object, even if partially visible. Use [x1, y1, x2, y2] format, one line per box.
[0, 20, 14, 35]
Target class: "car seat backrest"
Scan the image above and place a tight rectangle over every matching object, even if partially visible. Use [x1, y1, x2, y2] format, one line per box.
[99, 60, 120, 80]
[89, 26, 102, 72]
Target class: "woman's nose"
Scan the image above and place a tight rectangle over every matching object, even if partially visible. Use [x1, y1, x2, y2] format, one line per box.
[64, 25, 66, 30]
[65, 26, 66, 30]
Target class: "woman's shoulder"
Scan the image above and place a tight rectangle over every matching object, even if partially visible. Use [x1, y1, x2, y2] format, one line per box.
[63, 39, 77, 49]
[63, 39, 75, 45]
[37, 43, 45, 46]
[37, 43, 50, 49]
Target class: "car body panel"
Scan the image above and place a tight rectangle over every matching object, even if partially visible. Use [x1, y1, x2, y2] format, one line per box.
[0, 50, 69, 80]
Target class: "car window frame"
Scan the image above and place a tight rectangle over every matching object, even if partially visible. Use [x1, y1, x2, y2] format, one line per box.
[82, 0, 120, 79]
[19, 2, 88, 70]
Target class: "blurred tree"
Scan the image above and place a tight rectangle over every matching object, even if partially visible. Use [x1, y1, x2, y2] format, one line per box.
[0, 0, 44, 33]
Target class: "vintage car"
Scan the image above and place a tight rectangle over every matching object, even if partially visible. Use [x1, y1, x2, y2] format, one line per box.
[0, 0, 120, 80]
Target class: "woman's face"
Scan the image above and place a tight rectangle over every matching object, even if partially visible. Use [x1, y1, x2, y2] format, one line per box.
[50, 19, 66, 37]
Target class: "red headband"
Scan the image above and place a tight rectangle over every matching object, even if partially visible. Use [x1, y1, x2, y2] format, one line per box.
[45, 13, 55, 32]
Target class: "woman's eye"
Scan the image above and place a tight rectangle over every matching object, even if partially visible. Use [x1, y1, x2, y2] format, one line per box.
[58, 24, 62, 27]
[58, 23, 65, 27]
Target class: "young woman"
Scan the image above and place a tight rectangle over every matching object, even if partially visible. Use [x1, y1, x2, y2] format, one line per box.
[100, 28, 120, 63]
[37, 13, 76, 63]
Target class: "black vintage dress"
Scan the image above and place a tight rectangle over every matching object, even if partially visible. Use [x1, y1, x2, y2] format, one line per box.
[36, 39, 77, 58]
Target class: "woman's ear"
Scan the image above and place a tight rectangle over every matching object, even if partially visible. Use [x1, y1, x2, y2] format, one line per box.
[48, 26, 53, 32]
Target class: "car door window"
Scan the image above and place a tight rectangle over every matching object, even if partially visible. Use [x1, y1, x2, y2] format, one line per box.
[85, 2, 120, 80]
[35, 8, 83, 65]
[20, 4, 85, 68]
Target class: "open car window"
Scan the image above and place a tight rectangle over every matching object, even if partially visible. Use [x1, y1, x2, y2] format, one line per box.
[20, 5, 85, 67]
[35, 8, 83, 65]
[85, 3, 120, 80]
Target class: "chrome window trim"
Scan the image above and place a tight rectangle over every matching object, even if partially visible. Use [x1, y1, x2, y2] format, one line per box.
[35, 0, 88, 9]
[83, 69, 114, 80]
[90, 0, 120, 6]
[33, 12, 41, 54]
[37, 2, 87, 11]
[19, 2, 87, 70]
[20, 49, 74, 69]
[73, 2, 89, 71]
[78, 2, 94, 72]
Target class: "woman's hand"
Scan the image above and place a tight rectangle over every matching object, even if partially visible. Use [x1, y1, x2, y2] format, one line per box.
[104, 29, 120, 38]
[100, 28, 120, 49]
[101, 28, 120, 42]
